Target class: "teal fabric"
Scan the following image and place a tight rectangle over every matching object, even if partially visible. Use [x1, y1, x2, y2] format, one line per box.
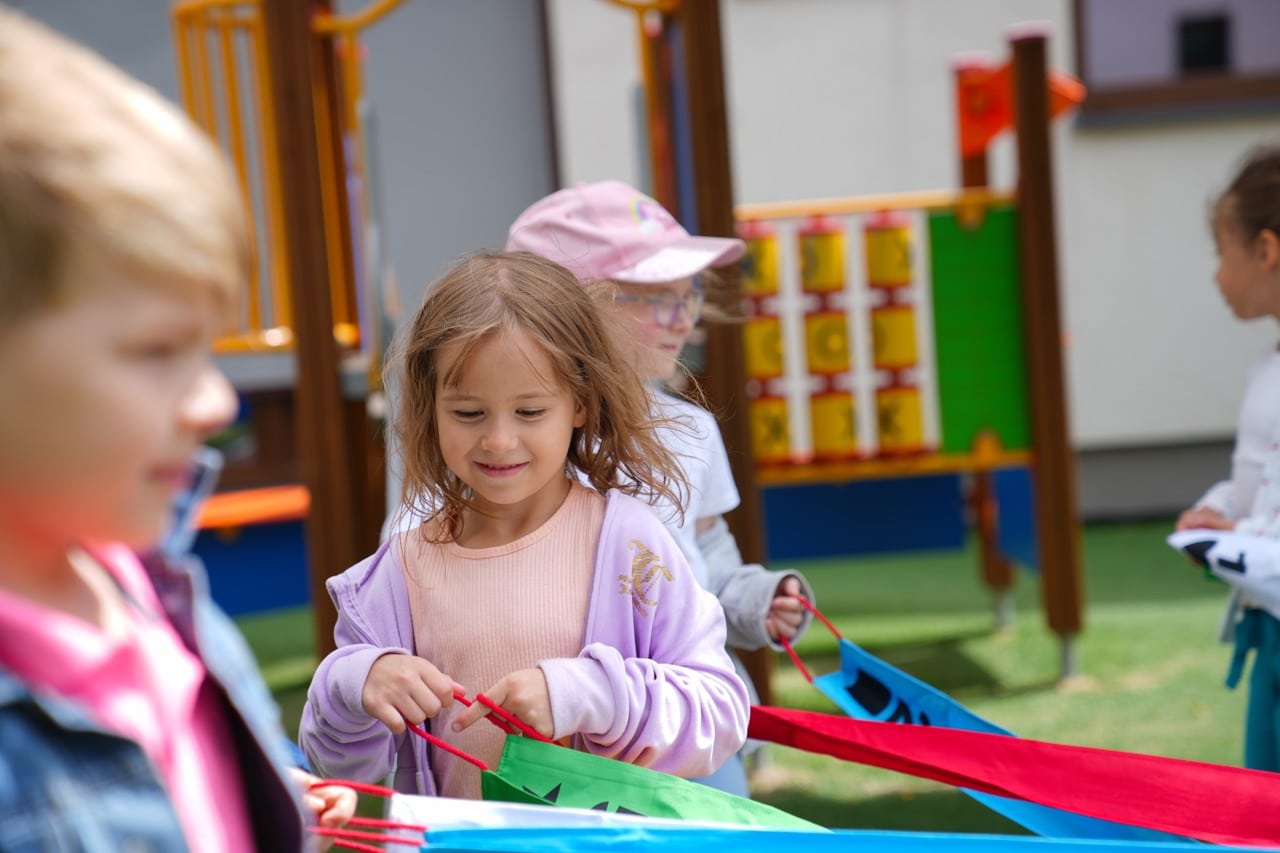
[1232, 608, 1280, 772]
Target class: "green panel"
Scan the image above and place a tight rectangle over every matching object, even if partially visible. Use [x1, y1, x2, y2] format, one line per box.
[928, 205, 1031, 453]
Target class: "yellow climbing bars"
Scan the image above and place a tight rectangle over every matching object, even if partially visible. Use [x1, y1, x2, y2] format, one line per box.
[600, 0, 680, 13]
[170, 0, 404, 353]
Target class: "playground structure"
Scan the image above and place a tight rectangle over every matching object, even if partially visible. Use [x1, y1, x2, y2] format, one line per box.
[172, 0, 401, 654]
[623, 4, 1086, 681]
[168, 0, 1086, 683]
[734, 189, 1030, 587]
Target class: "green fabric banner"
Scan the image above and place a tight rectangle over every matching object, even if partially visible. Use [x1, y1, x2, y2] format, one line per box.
[480, 735, 819, 830]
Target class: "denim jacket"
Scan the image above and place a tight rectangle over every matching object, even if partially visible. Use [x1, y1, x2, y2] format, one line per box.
[0, 552, 306, 851]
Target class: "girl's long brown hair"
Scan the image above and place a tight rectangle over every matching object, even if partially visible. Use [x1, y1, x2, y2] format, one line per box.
[392, 251, 689, 542]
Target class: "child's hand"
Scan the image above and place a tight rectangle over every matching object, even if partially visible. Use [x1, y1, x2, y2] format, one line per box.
[1176, 506, 1234, 531]
[453, 668, 553, 738]
[288, 769, 357, 852]
[362, 653, 462, 734]
[765, 576, 806, 641]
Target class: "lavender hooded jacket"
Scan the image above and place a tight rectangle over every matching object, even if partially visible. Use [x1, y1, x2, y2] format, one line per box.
[299, 489, 750, 796]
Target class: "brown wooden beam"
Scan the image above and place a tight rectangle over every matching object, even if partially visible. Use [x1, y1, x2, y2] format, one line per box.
[260, 0, 365, 658]
[677, 0, 774, 705]
[1010, 32, 1085, 669]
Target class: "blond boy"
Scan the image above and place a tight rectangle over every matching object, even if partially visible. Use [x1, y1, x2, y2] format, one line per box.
[0, 6, 351, 849]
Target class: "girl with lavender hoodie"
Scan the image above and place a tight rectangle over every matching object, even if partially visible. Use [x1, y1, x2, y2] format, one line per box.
[300, 252, 748, 798]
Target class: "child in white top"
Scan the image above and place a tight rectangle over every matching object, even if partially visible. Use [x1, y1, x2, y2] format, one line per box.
[383, 182, 813, 796]
[1176, 144, 1280, 770]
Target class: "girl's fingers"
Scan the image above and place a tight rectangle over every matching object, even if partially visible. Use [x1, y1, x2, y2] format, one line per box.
[451, 695, 493, 732]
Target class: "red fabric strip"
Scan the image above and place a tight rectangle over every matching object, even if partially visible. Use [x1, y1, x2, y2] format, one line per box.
[748, 704, 1280, 847]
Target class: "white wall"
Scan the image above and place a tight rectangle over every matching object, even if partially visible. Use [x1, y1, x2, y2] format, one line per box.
[547, 0, 1280, 451]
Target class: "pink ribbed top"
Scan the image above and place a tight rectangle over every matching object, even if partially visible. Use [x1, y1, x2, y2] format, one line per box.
[402, 482, 603, 798]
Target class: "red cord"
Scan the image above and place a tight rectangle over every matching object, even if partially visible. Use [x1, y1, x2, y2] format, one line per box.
[310, 778, 396, 798]
[405, 720, 490, 770]
[779, 635, 814, 683]
[304, 778, 429, 851]
[778, 594, 846, 683]
[328, 839, 383, 853]
[794, 593, 842, 639]
[349, 816, 428, 832]
[476, 693, 555, 743]
[309, 825, 422, 847]
[453, 689, 517, 735]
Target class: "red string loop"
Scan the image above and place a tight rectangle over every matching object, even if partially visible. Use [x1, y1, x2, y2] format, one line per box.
[310, 778, 396, 798]
[405, 721, 489, 771]
[794, 593, 842, 639]
[349, 816, 430, 832]
[476, 692, 555, 743]
[778, 594, 841, 683]
[779, 635, 814, 683]
[453, 688, 518, 735]
[308, 825, 422, 847]
[305, 777, 428, 851]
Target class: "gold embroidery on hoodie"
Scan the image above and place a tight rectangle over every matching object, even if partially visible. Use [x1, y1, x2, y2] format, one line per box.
[618, 540, 673, 616]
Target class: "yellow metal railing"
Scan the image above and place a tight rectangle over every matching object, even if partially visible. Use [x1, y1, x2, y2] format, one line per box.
[171, 0, 403, 355]
[735, 187, 1015, 223]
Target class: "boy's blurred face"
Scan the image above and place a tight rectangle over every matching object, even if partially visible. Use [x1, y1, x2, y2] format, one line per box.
[0, 254, 237, 557]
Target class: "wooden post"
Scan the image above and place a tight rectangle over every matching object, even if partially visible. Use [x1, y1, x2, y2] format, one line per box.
[260, 0, 368, 658]
[1010, 31, 1085, 676]
[638, 12, 678, 211]
[677, 0, 774, 705]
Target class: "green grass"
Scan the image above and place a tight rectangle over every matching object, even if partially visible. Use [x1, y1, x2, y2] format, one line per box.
[239, 516, 1244, 832]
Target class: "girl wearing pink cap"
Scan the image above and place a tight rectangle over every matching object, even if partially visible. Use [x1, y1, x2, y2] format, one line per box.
[506, 181, 816, 795]
[384, 181, 814, 795]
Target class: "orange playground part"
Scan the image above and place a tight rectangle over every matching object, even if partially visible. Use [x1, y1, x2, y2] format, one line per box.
[197, 484, 310, 530]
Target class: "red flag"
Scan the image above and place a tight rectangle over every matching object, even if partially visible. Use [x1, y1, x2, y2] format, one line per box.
[749, 704, 1280, 848]
[956, 60, 1012, 157]
[1048, 69, 1086, 118]
[956, 60, 1085, 158]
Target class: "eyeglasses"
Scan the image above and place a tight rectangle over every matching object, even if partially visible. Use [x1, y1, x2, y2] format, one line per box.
[615, 288, 705, 327]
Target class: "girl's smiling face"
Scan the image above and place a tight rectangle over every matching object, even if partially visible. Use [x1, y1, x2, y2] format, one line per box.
[434, 326, 585, 544]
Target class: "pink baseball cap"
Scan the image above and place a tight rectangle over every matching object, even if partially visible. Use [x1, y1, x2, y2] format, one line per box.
[506, 180, 745, 284]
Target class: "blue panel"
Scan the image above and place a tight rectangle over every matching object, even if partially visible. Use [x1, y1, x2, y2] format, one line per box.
[193, 521, 311, 616]
[993, 467, 1038, 572]
[762, 475, 968, 562]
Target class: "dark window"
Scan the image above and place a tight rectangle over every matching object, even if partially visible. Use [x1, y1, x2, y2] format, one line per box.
[1178, 14, 1230, 75]
[1073, 0, 1280, 121]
